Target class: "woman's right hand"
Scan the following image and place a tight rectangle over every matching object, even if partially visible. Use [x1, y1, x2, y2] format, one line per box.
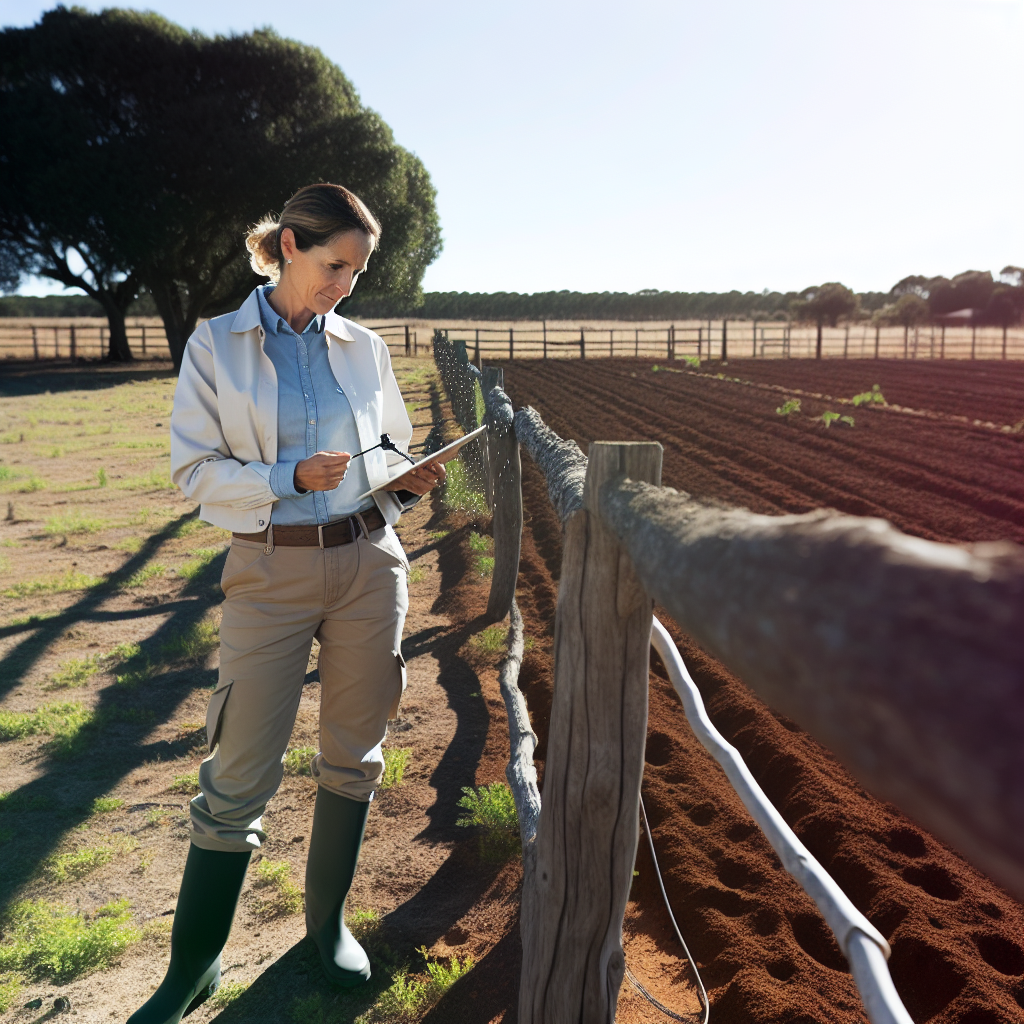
[294, 451, 351, 493]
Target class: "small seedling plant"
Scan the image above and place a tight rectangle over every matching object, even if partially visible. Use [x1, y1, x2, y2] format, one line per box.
[850, 384, 886, 407]
[817, 411, 855, 428]
[457, 783, 520, 861]
[776, 398, 801, 417]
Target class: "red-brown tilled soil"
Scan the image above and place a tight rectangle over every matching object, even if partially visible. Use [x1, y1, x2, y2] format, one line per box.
[498, 358, 1024, 1024]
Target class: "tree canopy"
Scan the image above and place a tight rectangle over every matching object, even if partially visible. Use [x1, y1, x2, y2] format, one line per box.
[0, 7, 441, 367]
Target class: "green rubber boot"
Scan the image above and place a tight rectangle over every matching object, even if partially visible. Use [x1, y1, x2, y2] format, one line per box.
[305, 788, 372, 987]
[127, 844, 250, 1023]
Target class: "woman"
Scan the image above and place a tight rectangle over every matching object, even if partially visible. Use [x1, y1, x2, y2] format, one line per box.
[129, 183, 444, 1024]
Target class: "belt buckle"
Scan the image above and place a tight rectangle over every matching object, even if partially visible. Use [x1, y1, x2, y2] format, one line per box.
[317, 523, 325, 549]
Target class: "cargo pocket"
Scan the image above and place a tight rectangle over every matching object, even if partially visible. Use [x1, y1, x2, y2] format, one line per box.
[387, 652, 407, 721]
[205, 681, 233, 752]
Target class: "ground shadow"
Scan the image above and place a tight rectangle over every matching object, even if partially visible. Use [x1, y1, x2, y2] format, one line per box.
[0, 362, 174, 398]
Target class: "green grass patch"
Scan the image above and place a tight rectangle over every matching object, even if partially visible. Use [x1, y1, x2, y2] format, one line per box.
[283, 746, 317, 776]
[47, 653, 104, 690]
[457, 783, 520, 861]
[113, 535, 144, 553]
[90, 797, 125, 815]
[3, 568, 102, 599]
[469, 624, 507, 656]
[169, 771, 199, 794]
[172, 516, 206, 539]
[0, 553, 10, 574]
[123, 562, 166, 588]
[440, 459, 487, 518]
[0, 898, 140, 984]
[177, 547, 221, 580]
[373, 946, 475, 1022]
[0, 791, 57, 813]
[253, 859, 303, 917]
[407, 565, 427, 584]
[209, 979, 249, 1008]
[776, 398, 802, 416]
[474, 555, 494, 577]
[117, 467, 175, 491]
[467, 530, 491, 554]
[44, 511, 106, 536]
[0, 702, 94, 755]
[46, 838, 138, 882]
[380, 748, 411, 790]
[161, 619, 219, 664]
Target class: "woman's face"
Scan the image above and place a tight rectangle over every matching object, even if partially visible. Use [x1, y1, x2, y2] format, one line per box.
[279, 227, 375, 314]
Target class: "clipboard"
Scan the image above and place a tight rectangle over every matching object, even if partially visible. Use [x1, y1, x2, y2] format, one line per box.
[356, 423, 488, 500]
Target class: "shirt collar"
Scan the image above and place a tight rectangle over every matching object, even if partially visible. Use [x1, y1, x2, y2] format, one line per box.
[257, 285, 324, 338]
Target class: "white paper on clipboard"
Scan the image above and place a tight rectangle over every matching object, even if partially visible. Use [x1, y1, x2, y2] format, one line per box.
[356, 423, 489, 500]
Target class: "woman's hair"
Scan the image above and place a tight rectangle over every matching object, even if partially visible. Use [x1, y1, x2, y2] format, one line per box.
[245, 183, 381, 281]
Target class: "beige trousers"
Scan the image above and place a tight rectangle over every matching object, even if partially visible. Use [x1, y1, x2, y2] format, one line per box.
[189, 523, 409, 853]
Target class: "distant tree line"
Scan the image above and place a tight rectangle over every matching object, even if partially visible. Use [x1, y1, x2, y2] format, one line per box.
[0, 7, 440, 368]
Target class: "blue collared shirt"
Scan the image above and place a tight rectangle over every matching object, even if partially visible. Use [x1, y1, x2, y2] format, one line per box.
[258, 285, 373, 525]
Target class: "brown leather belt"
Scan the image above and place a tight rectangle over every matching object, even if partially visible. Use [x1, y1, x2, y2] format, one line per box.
[232, 507, 387, 548]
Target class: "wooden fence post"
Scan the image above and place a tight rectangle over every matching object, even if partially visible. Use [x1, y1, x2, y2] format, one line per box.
[940, 325, 945, 359]
[405, 324, 411, 356]
[579, 328, 585, 360]
[698, 326, 702, 361]
[31, 325, 39, 360]
[519, 441, 662, 1024]
[474, 329, 480, 368]
[874, 324, 881, 359]
[609, 329, 614, 357]
[543, 320, 548, 360]
[843, 324, 849, 359]
[1003, 325, 1008, 360]
[54, 326, 59, 358]
[141, 325, 147, 356]
[484, 386, 522, 623]
[510, 327, 515, 361]
[634, 328, 638, 357]
[752, 319, 758, 358]
[971, 324, 976, 360]
[70, 326, 77, 361]
[722, 319, 728, 362]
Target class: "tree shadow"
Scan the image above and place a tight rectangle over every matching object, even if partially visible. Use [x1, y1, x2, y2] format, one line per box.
[0, 509, 228, 910]
[0, 364, 174, 398]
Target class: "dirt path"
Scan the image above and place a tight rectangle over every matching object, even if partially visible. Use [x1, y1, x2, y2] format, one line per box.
[0, 359, 521, 1023]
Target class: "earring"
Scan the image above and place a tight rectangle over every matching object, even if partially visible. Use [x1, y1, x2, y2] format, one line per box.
[286, 258, 293, 264]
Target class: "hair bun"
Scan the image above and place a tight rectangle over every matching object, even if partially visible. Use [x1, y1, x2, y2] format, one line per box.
[245, 218, 282, 281]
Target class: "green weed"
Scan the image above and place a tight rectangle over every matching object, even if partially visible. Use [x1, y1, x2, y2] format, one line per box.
[16, 475, 44, 493]
[117, 467, 175, 491]
[474, 555, 495, 578]
[97, 467, 107, 487]
[123, 563, 166, 588]
[817, 411, 855, 428]
[373, 946, 474, 1022]
[209, 980, 249, 1008]
[47, 654, 103, 690]
[469, 624, 507, 656]
[161, 619, 219, 664]
[407, 565, 427, 584]
[172, 516, 206, 539]
[0, 702, 93, 749]
[0, 791, 57, 813]
[170, 772, 199, 795]
[681, 354, 701, 369]
[177, 547, 221, 580]
[456, 783, 520, 861]
[283, 746, 317, 776]
[114, 535, 144, 553]
[776, 398, 802, 416]
[851, 383, 886, 407]
[0, 553, 9, 574]
[0, 975, 21, 1013]
[46, 838, 138, 882]
[253, 859, 304, 917]
[441, 459, 487, 518]
[380, 748, 411, 790]
[90, 797, 124, 814]
[3, 568, 101, 598]
[467, 531, 491, 554]
[0, 898, 140, 984]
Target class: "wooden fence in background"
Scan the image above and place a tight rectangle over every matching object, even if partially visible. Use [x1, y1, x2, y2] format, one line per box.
[2, 317, 1022, 363]
[431, 335, 1024, 1022]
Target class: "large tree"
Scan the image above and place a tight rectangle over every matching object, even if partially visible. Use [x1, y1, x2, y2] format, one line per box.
[790, 283, 858, 359]
[0, 8, 441, 368]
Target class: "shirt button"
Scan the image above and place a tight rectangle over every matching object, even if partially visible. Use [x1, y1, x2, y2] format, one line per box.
[309, 420, 315, 425]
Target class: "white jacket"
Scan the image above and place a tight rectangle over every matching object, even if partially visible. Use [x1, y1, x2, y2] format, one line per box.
[170, 288, 413, 533]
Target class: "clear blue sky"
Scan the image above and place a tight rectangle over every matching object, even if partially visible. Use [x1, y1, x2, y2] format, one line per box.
[6, 0, 1023, 296]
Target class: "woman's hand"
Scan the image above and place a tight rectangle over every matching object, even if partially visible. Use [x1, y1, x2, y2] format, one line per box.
[294, 451, 351, 492]
[384, 459, 446, 496]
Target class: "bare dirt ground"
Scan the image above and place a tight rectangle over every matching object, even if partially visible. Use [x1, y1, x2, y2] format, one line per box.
[0, 358, 522, 1023]
[499, 357, 1024, 1024]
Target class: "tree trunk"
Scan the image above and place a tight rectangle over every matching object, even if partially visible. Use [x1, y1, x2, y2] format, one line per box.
[816, 320, 823, 359]
[96, 297, 134, 362]
[149, 280, 194, 372]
